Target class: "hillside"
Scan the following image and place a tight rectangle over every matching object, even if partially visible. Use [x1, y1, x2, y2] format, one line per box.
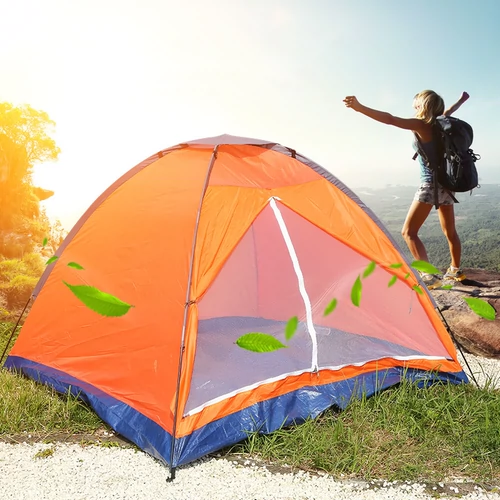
[354, 183, 500, 272]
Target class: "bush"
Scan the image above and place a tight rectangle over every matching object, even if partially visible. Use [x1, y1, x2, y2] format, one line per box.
[0, 252, 44, 312]
[1, 274, 38, 309]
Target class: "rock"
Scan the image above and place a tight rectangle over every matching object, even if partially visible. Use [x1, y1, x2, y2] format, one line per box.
[430, 268, 500, 359]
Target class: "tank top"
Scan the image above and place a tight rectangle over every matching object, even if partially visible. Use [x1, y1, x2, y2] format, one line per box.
[412, 137, 437, 184]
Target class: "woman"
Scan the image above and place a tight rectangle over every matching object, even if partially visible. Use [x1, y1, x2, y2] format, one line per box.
[343, 90, 470, 289]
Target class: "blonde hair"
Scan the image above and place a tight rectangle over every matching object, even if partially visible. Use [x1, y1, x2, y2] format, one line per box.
[413, 90, 445, 123]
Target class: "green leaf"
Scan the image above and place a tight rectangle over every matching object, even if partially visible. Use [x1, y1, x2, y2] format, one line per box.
[42, 237, 48, 247]
[388, 275, 397, 287]
[351, 275, 362, 307]
[412, 285, 423, 295]
[285, 316, 299, 341]
[411, 260, 441, 275]
[440, 285, 454, 290]
[63, 281, 134, 317]
[324, 298, 338, 316]
[404, 273, 410, 280]
[362, 261, 376, 279]
[45, 256, 59, 265]
[463, 297, 496, 321]
[235, 333, 288, 353]
[390, 263, 403, 269]
[67, 261, 85, 270]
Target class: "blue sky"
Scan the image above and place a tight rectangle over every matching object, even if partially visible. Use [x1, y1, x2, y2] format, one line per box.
[2, 0, 499, 230]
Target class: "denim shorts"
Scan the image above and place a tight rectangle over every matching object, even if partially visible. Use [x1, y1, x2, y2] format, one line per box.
[414, 183, 455, 206]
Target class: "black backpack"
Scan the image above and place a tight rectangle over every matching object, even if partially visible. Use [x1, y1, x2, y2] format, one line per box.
[413, 115, 481, 208]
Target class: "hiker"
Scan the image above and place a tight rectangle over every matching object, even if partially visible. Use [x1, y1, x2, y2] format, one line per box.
[343, 90, 470, 289]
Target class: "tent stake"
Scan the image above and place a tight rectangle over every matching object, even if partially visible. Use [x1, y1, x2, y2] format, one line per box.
[166, 467, 176, 482]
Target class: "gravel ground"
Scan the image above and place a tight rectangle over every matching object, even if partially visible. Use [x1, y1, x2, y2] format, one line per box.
[0, 351, 499, 500]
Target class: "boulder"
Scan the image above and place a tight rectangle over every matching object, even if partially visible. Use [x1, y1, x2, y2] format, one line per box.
[430, 268, 500, 359]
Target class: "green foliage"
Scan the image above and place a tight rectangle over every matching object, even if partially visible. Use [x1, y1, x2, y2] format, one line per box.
[411, 260, 441, 275]
[67, 261, 84, 270]
[284, 316, 298, 341]
[63, 282, 134, 317]
[0, 102, 60, 168]
[323, 298, 338, 316]
[1, 274, 38, 309]
[362, 261, 376, 278]
[235, 333, 288, 353]
[351, 275, 362, 307]
[463, 297, 496, 321]
[0, 253, 43, 311]
[0, 101, 62, 259]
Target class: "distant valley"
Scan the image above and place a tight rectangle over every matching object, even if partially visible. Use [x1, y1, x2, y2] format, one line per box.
[352, 184, 500, 272]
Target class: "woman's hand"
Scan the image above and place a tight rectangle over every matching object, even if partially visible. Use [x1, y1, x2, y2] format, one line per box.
[460, 91, 470, 103]
[343, 96, 362, 111]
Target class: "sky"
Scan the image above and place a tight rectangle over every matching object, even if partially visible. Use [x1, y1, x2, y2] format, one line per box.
[2, 0, 499, 231]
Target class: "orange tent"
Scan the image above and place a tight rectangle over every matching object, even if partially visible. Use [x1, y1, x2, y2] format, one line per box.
[5, 134, 467, 475]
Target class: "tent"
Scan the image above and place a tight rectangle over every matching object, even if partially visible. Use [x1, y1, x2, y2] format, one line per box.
[5, 134, 468, 476]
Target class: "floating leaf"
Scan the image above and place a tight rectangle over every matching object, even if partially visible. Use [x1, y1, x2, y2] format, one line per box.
[324, 298, 338, 316]
[285, 316, 299, 341]
[63, 281, 134, 317]
[42, 237, 48, 247]
[412, 285, 423, 295]
[388, 275, 397, 287]
[67, 261, 85, 270]
[411, 260, 441, 275]
[362, 261, 376, 279]
[351, 275, 362, 307]
[390, 263, 403, 269]
[235, 333, 288, 353]
[46, 256, 59, 265]
[404, 273, 410, 279]
[440, 285, 453, 290]
[463, 297, 496, 321]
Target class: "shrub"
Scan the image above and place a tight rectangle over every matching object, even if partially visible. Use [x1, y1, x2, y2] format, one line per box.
[0, 252, 44, 312]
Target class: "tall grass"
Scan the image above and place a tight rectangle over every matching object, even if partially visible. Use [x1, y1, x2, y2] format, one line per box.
[0, 368, 104, 436]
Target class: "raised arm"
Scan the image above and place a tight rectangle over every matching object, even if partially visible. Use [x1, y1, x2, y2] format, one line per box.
[343, 96, 426, 134]
[444, 91, 469, 116]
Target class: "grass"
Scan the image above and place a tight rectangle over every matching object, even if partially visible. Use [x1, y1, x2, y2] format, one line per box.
[1, 321, 105, 439]
[1, 320, 500, 483]
[227, 376, 500, 483]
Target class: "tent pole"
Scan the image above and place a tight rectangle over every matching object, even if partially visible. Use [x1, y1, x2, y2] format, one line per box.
[0, 296, 32, 367]
[436, 306, 479, 388]
[166, 145, 219, 481]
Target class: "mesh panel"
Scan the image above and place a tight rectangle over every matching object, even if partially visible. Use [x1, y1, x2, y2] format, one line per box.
[276, 203, 451, 367]
[185, 203, 312, 415]
[185, 199, 451, 415]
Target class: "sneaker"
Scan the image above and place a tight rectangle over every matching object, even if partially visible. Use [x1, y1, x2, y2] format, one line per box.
[420, 273, 442, 290]
[443, 267, 466, 281]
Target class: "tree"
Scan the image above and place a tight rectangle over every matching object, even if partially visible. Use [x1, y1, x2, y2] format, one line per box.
[0, 102, 61, 258]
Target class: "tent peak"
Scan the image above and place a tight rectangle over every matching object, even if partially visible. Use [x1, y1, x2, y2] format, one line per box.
[181, 134, 276, 147]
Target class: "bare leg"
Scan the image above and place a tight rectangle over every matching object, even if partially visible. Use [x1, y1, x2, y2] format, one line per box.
[401, 200, 433, 261]
[437, 204, 461, 268]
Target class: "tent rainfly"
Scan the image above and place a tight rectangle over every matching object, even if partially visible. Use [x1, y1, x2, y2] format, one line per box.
[5, 134, 468, 478]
